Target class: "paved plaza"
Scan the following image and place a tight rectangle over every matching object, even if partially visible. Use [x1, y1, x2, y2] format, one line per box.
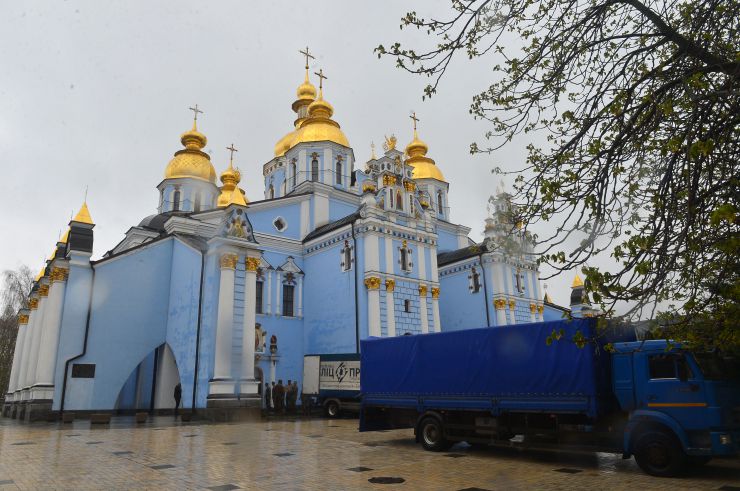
[0, 416, 738, 490]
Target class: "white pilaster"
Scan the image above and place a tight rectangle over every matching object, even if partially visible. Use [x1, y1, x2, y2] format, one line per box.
[26, 281, 49, 391]
[365, 277, 381, 337]
[384, 237, 393, 273]
[33, 266, 69, 400]
[508, 299, 517, 325]
[365, 234, 380, 272]
[210, 253, 237, 396]
[18, 297, 39, 395]
[418, 245, 427, 281]
[7, 316, 28, 397]
[385, 280, 396, 337]
[240, 255, 259, 395]
[431, 288, 441, 332]
[419, 285, 429, 334]
[300, 200, 310, 238]
[494, 299, 508, 326]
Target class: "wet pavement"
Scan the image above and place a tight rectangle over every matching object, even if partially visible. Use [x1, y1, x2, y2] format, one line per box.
[0, 415, 738, 490]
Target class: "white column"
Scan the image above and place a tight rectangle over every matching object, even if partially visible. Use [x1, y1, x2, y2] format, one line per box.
[240, 256, 259, 395]
[297, 275, 303, 318]
[33, 267, 69, 398]
[270, 358, 276, 384]
[18, 297, 39, 393]
[419, 285, 429, 334]
[365, 277, 381, 337]
[7, 315, 29, 397]
[26, 282, 49, 391]
[508, 299, 517, 325]
[418, 245, 427, 281]
[494, 298, 508, 326]
[210, 253, 237, 395]
[385, 279, 396, 337]
[266, 270, 272, 315]
[431, 287, 441, 332]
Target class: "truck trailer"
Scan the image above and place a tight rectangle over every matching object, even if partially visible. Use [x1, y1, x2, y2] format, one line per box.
[303, 354, 361, 417]
[359, 319, 740, 477]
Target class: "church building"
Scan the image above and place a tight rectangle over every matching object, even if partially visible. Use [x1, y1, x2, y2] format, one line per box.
[3, 54, 576, 421]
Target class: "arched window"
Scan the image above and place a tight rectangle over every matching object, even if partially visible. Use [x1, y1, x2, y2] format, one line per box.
[437, 191, 444, 214]
[269, 185, 275, 199]
[389, 191, 394, 209]
[311, 158, 319, 182]
[172, 188, 181, 211]
[400, 248, 408, 270]
[194, 192, 201, 212]
[335, 160, 342, 185]
[409, 196, 414, 215]
[255, 280, 264, 314]
[290, 161, 297, 188]
[396, 190, 403, 210]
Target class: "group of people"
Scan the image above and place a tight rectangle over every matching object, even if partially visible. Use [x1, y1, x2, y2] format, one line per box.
[264, 379, 301, 413]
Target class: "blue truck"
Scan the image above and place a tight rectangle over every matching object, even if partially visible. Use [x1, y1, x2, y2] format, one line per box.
[359, 319, 740, 477]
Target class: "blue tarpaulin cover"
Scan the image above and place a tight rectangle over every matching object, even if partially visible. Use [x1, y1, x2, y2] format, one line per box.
[361, 319, 631, 418]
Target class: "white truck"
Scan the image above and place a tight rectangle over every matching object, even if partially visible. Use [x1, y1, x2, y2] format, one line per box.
[303, 354, 361, 418]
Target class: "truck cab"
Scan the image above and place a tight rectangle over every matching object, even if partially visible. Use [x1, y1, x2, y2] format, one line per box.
[612, 341, 740, 476]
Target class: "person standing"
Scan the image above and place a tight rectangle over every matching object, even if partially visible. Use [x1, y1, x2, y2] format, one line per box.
[173, 382, 182, 416]
[264, 382, 272, 412]
[285, 379, 292, 412]
[275, 380, 285, 413]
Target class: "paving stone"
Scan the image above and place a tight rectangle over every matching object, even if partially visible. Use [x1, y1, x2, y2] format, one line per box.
[0, 416, 737, 489]
[11, 442, 33, 445]
[86, 441, 103, 445]
[207, 485, 240, 491]
[0, 481, 14, 486]
[554, 468, 583, 474]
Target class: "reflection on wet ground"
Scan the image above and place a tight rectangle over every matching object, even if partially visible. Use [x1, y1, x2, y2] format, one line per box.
[0, 415, 737, 490]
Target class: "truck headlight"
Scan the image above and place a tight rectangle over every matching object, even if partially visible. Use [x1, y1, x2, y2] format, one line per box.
[719, 434, 732, 445]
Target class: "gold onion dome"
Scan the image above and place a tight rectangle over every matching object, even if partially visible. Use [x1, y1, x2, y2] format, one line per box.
[405, 130, 445, 182]
[289, 89, 350, 149]
[164, 123, 217, 183]
[217, 161, 248, 207]
[275, 70, 319, 157]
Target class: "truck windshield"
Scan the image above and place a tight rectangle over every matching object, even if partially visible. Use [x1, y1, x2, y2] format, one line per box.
[694, 352, 740, 382]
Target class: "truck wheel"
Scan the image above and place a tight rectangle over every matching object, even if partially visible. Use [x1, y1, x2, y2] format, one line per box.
[325, 401, 340, 418]
[633, 430, 686, 477]
[419, 417, 452, 452]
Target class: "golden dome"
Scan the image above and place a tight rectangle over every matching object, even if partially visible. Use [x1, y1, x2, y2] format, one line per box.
[274, 129, 297, 157]
[217, 160, 248, 207]
[289, 90, 350, 149]
[296, 71, 317, 101]
[164, 123, 217, 183]
[405, 130, 445, 181]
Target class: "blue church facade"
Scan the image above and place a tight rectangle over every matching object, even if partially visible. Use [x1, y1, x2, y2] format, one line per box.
[3, 61, 581, 420]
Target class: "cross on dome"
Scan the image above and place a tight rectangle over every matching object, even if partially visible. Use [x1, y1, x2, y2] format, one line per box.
[299, 46, 315, 70]
[410, 111, 420, 132]
[226, 143, 238, 163]
[188, 104, 203, 124]
[314, 68, 327, 91]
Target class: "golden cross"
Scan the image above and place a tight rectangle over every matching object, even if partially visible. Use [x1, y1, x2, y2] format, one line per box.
[226, 143, 238, 163]
[189, 104, 203, 122]
[299, 46, 315, 69]
[314, 68, 327, 90]
[410, 111, 420, 131]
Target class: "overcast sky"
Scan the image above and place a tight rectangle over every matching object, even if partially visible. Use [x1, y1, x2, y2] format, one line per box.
[0, 1, 578, 307]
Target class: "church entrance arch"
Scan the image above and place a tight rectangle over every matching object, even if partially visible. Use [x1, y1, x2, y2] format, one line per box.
[114, 343, 182, 414]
